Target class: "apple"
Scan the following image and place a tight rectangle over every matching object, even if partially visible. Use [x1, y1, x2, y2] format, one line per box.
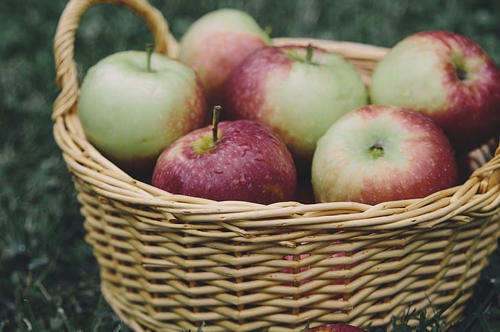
[301, 323, 367, 332]
[78, 45, 206, 178]
[225, 44, 368, 170]
[151, 108, 296, 204]
[178, 8, 272, 116]
[311, 104, 458, 205]
[369, 30, 500, 153]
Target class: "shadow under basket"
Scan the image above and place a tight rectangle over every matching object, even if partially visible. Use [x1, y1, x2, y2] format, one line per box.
[53, 0, 500, 331]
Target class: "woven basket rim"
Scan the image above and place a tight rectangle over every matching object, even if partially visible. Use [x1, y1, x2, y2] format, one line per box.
[52, 0, 500, 229]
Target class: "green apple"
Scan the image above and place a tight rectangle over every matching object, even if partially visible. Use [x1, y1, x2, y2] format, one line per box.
[78, 46, 206, 177]
[178, 8, 271, 117]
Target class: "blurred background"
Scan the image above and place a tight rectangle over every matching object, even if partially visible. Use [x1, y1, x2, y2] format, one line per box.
[1, 0, 499, 330]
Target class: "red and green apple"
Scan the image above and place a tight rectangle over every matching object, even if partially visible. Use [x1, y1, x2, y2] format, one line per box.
[369, 30, 500, 153]
[225, 44, 368, 170]
[311, 104, 458, 205]
[178, 8, 271, 116]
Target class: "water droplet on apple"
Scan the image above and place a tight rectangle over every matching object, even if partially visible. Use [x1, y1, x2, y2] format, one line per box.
[237, 142, 251, 157]
[266, 133, 280, 145]
[265, 174, 272, 182]
[239, 174, 247, 185]
[253, 134, 262, 140]
[254, 153, 265, 162]
[214, 169, 223, 175]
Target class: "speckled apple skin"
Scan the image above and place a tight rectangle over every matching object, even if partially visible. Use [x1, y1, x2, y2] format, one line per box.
[312, 105, 458, 205]
[152, 120, 297, 204]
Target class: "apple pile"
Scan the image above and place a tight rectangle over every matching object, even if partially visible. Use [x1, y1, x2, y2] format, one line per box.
[77, 8, 500, 206]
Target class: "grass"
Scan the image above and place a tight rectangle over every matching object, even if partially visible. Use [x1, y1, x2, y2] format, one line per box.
[1, 0, 499, 331]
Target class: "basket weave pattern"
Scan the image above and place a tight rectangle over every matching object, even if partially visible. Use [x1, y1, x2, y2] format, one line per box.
[53, 0, 500, 331]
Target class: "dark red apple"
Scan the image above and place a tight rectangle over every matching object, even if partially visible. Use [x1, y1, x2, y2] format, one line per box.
[151, 112, 296, 204]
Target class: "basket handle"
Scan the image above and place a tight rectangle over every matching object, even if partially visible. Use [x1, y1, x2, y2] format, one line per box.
[52, 0, 178, 121]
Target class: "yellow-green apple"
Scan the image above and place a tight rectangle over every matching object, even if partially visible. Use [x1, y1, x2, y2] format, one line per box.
[178, 8, 271, 117]
[225, 44, 368, 171]
[78, 46, 206, 178]
[312, 105, 458, 205]
[369, 30, 500, 153]
[151, 110, 296, 204]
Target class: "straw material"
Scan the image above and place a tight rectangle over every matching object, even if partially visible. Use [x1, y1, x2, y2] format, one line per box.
[53, 0, 500, 331]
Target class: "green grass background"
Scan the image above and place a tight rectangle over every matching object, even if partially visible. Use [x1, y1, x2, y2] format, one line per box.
[1, 0, 500, 331]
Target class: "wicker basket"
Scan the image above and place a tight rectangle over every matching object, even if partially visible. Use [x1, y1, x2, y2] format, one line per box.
[53, 0, 500, 331]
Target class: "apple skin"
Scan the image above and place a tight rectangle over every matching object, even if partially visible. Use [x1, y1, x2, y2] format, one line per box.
[78, 50, 206, 178]
[369, 30, 500, 153]
[178, 8, 271, 117]
[312, 105, 458, 205]
[151, 120, 297, 204]
[225, 45, 368, 170]
[301, 323, 367, 332]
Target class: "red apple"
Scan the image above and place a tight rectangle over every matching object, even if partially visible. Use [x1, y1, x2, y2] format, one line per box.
[301, 323, 367, 332]
[151, 110, 296, 204]
[78, 45, 206, 178]
[225, 44, 368, 170]
[312, 105, 458, 205]
[178, 8, 271, 117]
[369, 30, 500, 153]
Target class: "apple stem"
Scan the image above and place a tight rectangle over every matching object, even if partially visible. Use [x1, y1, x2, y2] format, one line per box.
[146, 43, 154, 73]
[211, 105, 222, 147]
[369, 144, 385, 160]
[306, 43, 314, 63]
[265, 25, 273, 37]
[456, 68, 467, 81]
